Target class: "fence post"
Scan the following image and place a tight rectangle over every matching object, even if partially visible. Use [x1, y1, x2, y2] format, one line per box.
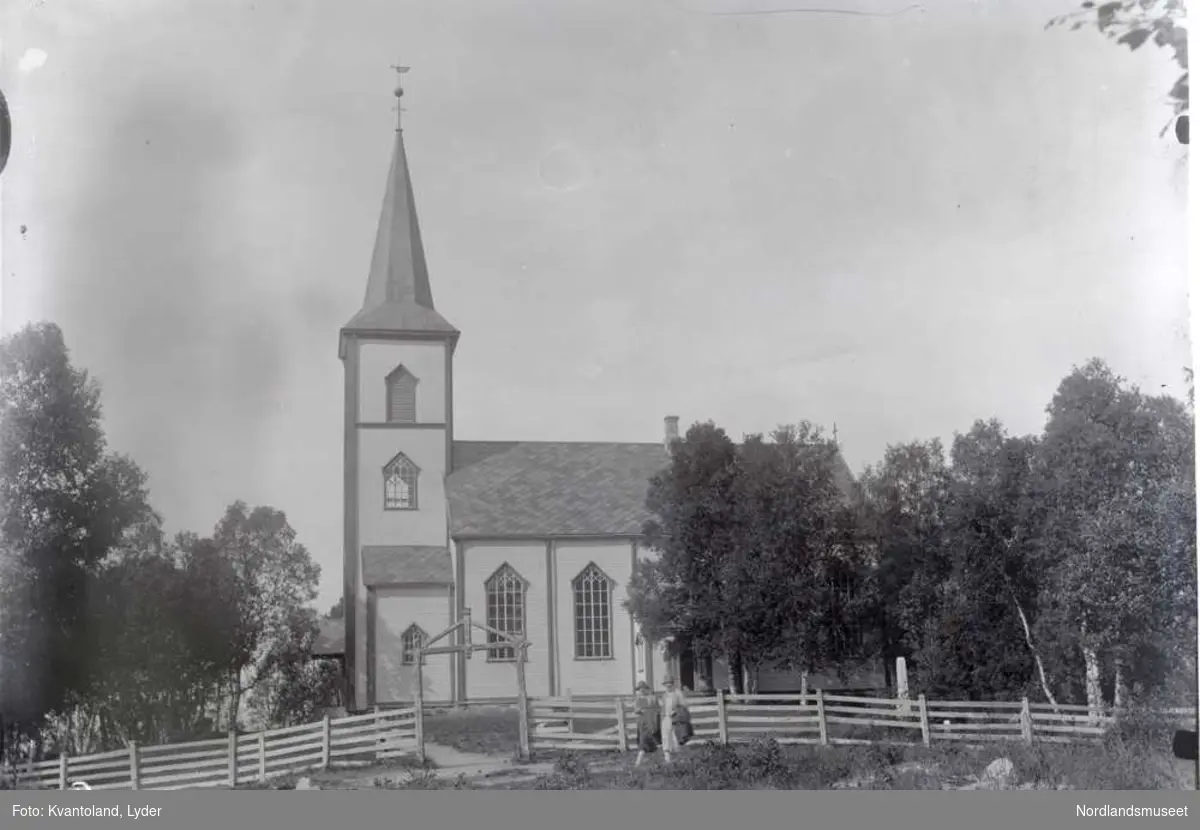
[816, 689, 829, 746]
[58, 752, 68, 790]
[614, 698, 629, 752]
[566, 689, 575, 734]
[227, 730, 238, 788]
[373, 706, 382, 763]
[918, 694, 931, 747]
[1020, 697, 1034, 745]
[414, 698, 426, 764]
[716, 689, 729, 745]
[129, 741, 140, 790]
[321, 714, 332, 770]
[257, 731, 267, 783]
[516, 644, 531, 761]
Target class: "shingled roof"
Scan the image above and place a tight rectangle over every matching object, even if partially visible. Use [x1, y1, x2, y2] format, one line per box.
[340, 101, 457, 345]
[361, 545, 453, 585]
[446, 439, 858, 539]
[447, 442, 667, 537]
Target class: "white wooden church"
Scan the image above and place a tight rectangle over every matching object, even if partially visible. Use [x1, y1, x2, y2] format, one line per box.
[316, 86, 874, 711]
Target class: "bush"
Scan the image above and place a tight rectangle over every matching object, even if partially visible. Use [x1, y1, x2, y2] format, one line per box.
[374, 770, 471, 790]
[530, 751, 593, 789]
[741, 739, 794, 787]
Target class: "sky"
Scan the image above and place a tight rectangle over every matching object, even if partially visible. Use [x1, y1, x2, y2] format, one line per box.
[0, 0, 1190, 613]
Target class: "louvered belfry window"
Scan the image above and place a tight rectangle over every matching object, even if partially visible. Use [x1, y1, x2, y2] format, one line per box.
[386, 366, 417, 423]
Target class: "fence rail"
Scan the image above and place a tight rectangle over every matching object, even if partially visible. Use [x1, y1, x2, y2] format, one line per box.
[6, 707, 418, 791]
[526, 690, 1195, 755]
[8, 692, 1192, 788]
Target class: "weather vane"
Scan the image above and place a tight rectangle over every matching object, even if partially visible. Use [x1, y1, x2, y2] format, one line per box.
[390, 64, 409, 129]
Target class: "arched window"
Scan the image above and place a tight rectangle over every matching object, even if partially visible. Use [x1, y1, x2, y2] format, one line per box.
[383, 453, 419, 510]
[401, 624, 428, 666]
[385, 366, 418, 423]
[484, 564, 526, 662]
[573, 563, 613, 660]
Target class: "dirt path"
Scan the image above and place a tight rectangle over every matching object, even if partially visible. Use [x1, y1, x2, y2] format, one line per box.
[307, 743, 560, 789]
[421, 742, 556, 781]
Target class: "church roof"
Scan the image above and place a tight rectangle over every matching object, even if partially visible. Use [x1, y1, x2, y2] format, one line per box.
[342, 95, 457, 341]
[448, 442, 667, 538]
[447, 440, 858, 539]
[361, 545, 453, 585]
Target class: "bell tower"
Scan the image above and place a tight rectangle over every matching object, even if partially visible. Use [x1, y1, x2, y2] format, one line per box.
[339, 71, 458, 710]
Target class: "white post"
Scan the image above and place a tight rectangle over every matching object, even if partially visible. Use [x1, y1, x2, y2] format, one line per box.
[129, 742, 140, 790]
[321, 714, 332, 770]
[918, 694, 931, 747]
[615, 699, 628, 752]
[227, 731, 238, 787]
[1020, 697, 1034, 745]
[895, 657, 911, 714]
[257, 732, 267, 783]
[716, 689, 729, 745]
[816, 688, 829, 746]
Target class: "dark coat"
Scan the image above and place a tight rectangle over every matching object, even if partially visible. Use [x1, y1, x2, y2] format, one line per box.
[672, 704, 694, 746]
[636, 700, 661, 752]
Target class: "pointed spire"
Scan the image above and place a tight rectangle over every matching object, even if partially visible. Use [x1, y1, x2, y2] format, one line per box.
[342, 68, 457, 340]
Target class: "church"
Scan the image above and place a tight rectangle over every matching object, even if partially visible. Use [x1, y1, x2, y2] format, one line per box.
[318, 86, 871, 711]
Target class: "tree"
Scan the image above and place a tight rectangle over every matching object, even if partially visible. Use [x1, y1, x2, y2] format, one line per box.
[249, 609, 342, 727]
[726, 424, 869, 691]
[858, 439, 951, 680]
[326, 597, 345, 620]
[626, 421, 741, 686]
[932, 422, 1049, 703]
[1048, 1, 1188, 132]
[0, 323, 157, 751]
[71, 522, 235, 751]
[627, 420, 867, 694]
[197, 502, 322, 728]
[1027, 359, 1196, 718]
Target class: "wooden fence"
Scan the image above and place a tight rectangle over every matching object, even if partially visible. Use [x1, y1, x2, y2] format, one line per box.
[8, 707, 417, 791]
[528, 691, 1196, 755]
[8, 692, 1192, 788]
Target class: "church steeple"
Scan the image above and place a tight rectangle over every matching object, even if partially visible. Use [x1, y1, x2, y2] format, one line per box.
[341, 70, 457, 350]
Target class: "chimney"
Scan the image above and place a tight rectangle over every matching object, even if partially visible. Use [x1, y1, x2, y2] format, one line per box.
[663, 415, 680, 455]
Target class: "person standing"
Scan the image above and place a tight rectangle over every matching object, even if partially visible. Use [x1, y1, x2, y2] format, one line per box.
[660, 678, 687, 764]
[633, 681, 660, 767]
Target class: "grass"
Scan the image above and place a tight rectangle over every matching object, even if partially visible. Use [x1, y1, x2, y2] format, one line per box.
[234, 754, 436, 790]
[380, 707, 1197, 791]
[422, 706, 614, 759]
[422, 707, 522, 756]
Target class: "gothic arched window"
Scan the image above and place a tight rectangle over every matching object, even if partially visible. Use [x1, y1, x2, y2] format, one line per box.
[383, 452, 419, 510]
[484, 564, 526, 662]
[401, 624, 428, 666]
[573, 563, 613, 660]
